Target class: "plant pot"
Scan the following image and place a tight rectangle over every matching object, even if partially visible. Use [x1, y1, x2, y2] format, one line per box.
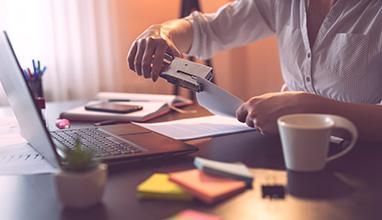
[54, 163, 108, 209]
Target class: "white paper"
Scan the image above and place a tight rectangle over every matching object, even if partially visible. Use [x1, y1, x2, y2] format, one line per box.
[196, 77, 243, 117]
[96, 92, 192, 105]
[136, 115, 253, 140]
[0, 117, 57, 175]
[0, 144, 57, 175]
[135, 78, 255, 140]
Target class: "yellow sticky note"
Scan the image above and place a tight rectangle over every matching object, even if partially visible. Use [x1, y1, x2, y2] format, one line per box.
[137, 173, 192, 201]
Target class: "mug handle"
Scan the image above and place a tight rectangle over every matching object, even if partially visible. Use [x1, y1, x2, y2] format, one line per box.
[327, 115, 358, 162]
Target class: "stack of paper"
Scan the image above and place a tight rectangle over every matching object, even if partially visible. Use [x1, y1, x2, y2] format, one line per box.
[137, 173, 192, 201]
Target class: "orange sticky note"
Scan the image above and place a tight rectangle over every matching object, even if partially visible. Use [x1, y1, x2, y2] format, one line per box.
[169, 169, 246, 204]
[167, 209, 221, 220]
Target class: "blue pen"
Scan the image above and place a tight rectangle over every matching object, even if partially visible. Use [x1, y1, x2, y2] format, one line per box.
[32, 59, 37, 75]
[37, 60, 41, 74]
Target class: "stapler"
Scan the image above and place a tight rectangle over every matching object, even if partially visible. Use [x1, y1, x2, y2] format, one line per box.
[160, 54, 213, 92]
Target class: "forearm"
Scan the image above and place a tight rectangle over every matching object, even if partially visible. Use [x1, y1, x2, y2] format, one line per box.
[305, 94, 382, 142]
[160, 19, 193, 54]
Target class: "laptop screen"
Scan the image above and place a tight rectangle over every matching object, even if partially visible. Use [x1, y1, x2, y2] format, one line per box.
[0, 31, 59, 168]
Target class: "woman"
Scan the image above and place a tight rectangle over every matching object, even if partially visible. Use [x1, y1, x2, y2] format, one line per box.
[127, 0, 382, 142]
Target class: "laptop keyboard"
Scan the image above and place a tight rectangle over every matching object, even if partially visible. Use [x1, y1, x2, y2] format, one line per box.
[50, 128, 143, 158]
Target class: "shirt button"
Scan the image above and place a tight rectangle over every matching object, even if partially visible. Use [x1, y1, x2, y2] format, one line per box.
[306, 76, 311, 82]
[307, 53, 311, 58]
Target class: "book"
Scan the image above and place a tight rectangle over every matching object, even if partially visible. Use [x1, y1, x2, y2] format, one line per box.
[96, 92, 192, 107]
[137, 173, 192, 201]
[60, 92, 193, 122]
[169, 169, 246, 205]
[194, 157, 254, 186]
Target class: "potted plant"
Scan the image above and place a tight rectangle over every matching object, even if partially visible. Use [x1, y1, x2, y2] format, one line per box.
[54, 138, 108, 209]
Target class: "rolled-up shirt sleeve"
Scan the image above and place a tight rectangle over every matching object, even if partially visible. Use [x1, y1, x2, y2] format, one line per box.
[185, 0, 276, 59]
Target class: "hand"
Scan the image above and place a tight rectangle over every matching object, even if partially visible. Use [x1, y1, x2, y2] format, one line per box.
[236, 92, 316, 134]
[127, 24, 183, 81]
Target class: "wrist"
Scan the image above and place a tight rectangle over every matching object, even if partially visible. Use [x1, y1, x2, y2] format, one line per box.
[296, 93, 327, 113]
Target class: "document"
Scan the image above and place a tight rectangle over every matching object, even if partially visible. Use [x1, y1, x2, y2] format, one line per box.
[0, 144, 57, 175]
[136, 77, 255, 140]
[136, 115, 253, 140]
[0, 117, 57, 175]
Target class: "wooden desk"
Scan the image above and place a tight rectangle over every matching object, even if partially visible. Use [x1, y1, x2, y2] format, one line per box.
[1, 101, 381, 220]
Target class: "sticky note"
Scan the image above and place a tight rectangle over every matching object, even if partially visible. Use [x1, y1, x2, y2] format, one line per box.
[169, 169, 246, 204]
[167, 209, 221, 220]
[137, 173, 192, 201]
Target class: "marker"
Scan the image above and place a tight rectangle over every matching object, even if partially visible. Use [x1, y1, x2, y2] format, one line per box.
[27, 68, 33, 80]
[37, 60, 41, 74]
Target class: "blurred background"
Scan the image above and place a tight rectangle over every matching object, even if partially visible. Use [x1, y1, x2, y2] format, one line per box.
[0, 0, 283, 105]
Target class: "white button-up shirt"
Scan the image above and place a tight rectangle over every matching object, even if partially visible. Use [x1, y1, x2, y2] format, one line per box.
[186, 0, 382, 104]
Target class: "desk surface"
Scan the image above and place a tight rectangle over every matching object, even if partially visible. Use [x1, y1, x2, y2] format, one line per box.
[1, 101, 382, 220]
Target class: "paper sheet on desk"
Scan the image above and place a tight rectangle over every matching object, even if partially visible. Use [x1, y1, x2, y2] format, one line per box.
[135, 78, 255, 140]
[135, 115, 254, 140]
[0, 117, 57, 175]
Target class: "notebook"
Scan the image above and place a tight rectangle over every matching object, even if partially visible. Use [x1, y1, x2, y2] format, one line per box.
[169, 169, 246, 204]
[60, 92, 193, 122]
[137, 173, 192, 201]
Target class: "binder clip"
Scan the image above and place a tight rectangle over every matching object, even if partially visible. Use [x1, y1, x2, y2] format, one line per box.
[160, 54, 213, 93]
[261, 175, 286, 199]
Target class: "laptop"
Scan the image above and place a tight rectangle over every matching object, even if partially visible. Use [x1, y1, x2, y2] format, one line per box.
[0, 31, 198, 168]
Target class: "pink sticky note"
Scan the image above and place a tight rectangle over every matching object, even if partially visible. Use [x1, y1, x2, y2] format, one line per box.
[170, 209, 221, 220]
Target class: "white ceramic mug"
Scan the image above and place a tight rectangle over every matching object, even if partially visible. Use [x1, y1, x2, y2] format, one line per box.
[277, 114, 358, 172]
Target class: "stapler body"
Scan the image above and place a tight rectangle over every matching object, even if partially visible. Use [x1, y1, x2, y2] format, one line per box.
[160, 57, 213, 92]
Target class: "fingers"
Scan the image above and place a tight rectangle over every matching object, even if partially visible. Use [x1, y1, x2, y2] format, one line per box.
[236, 104, 248, 123]
[127, 36, 180, 81]
[142, 38, 155, 78]
[151, 43, 167, 82]
[169, 43, 183, 58]
[127, 41, 137, 71]
[245, 114, 255, 127]
[134, 39, 146, 75]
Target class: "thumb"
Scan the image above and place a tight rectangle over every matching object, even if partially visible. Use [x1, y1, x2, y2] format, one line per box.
[168, 43, 183, 58]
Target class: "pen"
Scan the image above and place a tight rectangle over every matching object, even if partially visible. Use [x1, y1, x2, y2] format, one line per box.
[27, 68, 33, 80]
[32, 59, 37, 75]
[94, 119, 120, 126]
[37, 60, 41, 74]
[108, 99, 150, 102]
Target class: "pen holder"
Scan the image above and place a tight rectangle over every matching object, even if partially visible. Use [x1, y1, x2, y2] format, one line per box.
[28, 79, 44, 98]
[28, 79, 47, 125]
